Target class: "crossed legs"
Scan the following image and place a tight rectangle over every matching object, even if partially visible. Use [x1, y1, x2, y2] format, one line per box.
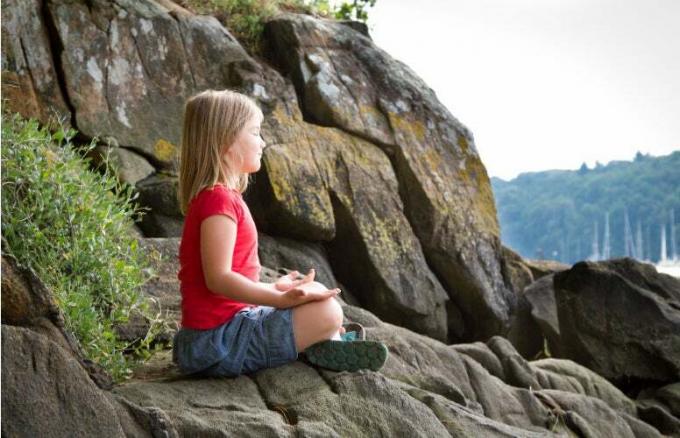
[291, 281, 344, 352]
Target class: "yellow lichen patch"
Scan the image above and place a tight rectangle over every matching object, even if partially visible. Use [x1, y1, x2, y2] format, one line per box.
[457, 135, 469, 154]
[422, 148, 442, 171]
[459, 155, 500, 238]
[387, 113, 427, 144]
[153, 139, 177, 162]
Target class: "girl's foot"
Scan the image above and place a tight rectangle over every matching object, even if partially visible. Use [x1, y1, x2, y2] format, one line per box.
[340, 322, 365, 341]
[304, 338, 388, 372]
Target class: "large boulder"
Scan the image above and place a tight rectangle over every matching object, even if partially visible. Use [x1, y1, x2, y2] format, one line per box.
[1, 325, 127, 437]
[1, 0, 70, 125]
[44, 0, 255, 168]
[264, 13, 515, 341]
[554, 258, 680, 383]
[247, 107, 451, 340]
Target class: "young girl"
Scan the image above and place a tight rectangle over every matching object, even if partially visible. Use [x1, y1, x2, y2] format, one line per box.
[172, 89, 388, 377]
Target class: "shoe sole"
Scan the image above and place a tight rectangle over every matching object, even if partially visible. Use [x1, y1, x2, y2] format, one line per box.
[304, 340, 388, 372]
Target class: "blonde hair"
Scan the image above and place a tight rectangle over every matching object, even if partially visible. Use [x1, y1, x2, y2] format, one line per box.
[178, 89, 263, 214]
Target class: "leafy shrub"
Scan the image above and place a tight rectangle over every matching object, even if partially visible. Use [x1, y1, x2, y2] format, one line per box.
[178, 0, 374, 53]
[334, 0, 376, 22]
[1, 113, 162, 381]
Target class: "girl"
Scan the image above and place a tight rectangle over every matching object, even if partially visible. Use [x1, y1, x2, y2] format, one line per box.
[172, 89, 388, 377]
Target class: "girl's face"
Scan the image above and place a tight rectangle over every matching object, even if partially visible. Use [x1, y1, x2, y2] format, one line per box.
[224, 114, 266, 174]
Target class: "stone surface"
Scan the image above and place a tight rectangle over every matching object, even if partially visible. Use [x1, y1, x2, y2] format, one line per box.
[1, 325, 126, 437]
[501, 246, 535, 295]
[524, 259, 570, 280]
[110, 302, 663, 437]
[135, 173, 183, 237]
[89, 145, 155, 186]
[46, 0, 259, 169]
[1, 255, 114, 389]
[252, 118, 450, 340]
[554, 258, 680, 383]
[258, 232, 339, 289]
[1, 0, 70, 125]
[264, 13, 515, 341]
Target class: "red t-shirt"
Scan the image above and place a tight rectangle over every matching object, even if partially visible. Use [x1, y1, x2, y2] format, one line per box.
[178, 184, 261, 329]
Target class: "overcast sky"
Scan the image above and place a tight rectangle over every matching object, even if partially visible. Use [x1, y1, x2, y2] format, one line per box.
[367, 0, 680, 180]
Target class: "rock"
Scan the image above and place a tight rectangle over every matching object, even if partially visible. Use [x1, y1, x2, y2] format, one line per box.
[264, 13, 515, 342]
[537, 389, 651, 438]
[507, 274, 562, 359]
[1, 0, 70, 125]
[501, 246, 534, 295]
[532, 359, 636, 414]
[636, 399, 680, 436]
[135, 173, 183, 237]
[257, 232, 339, 291]
[249, 109, 451, 341]
[1, 255, 61, 326]
[452, 342, 506, 381]
[525, 275, 560, 353]
[657, 383, 680, 418]
[554, 258, 680, 383]
[2, 253, 663, 437]
[506, 276, 548, 359]
[46, 0, 258, 169]
[1, 325, 126, 437]
[88, 145, 155, 186]
[1, 255, 114, 389]
[524, 259, 570, 280]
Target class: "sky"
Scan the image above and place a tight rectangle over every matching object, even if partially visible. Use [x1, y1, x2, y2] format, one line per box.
[367, 0, 680, 180]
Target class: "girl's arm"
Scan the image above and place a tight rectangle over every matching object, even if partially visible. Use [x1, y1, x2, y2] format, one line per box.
[201, 215, 338, 308]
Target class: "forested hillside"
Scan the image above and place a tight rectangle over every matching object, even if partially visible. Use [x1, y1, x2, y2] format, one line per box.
[492, 151, 680, 263]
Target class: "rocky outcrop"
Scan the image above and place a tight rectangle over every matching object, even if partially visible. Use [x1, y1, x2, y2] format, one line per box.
[2, 240, 673, 437]
[264, 13, 516, 341]
[554, 258, 680, 384]
[1, 0, 464, 340]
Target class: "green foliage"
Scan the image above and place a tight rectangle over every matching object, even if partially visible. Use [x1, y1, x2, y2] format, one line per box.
[1, 113, 162, 381]
[178, 0, 374, 53]
[492, 152, 680, 264]
[334, 0, 376, 22]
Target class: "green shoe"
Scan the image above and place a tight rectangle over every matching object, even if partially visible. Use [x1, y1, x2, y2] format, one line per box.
[304, 339, 388, 372]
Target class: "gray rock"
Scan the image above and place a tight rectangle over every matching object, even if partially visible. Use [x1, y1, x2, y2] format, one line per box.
[524, 259, 570, 280]
[89, 146, 155, 186]
[554, 258, 680, 382]
[1, 325, 126, 437]
[265, 13, 515, 342]
[257, 232, 339, 291]
[657, 383, 680, 418]
[538, 389, 643, 438]
[532, 358, 635, 414]
[135, 173, 183, 237]
[46, 0, 258, 169]
[1, 0, 70, 125]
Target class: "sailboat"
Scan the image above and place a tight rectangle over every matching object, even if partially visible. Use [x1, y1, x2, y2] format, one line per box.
[656, 209, 680, 277]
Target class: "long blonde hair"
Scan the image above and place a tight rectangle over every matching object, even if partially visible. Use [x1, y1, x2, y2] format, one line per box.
[178, 89, 262, 214]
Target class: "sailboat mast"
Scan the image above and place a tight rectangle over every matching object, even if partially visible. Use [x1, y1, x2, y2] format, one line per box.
[661, 223, 668, 263]
[671, 209, 677, 261]
[603, 212, 611, 259]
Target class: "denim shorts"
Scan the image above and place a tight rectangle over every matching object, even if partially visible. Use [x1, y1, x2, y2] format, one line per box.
[172, 306, 298, 377]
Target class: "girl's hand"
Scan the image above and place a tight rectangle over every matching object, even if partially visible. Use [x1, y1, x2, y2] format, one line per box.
[276, 286, 340, 309]
[274, 269, 315, 292]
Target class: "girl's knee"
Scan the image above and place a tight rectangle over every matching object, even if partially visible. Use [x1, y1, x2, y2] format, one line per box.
[304, 297, 342, 332]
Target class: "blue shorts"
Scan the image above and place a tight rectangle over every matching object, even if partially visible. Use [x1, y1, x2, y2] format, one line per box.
[172, 306, 298, 377]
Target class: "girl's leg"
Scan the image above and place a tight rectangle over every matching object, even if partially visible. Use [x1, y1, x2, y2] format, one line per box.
[291, 281, 344, 351]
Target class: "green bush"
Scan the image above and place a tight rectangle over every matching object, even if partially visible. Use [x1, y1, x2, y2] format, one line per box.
[179, 0, 374, 53]
[1, 113, 161, 381]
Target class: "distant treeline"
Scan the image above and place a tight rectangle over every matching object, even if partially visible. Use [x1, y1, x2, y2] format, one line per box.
[491, 151, 680, 264]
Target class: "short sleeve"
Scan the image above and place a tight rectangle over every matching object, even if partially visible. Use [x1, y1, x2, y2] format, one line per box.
[198, 186, 242, 224]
